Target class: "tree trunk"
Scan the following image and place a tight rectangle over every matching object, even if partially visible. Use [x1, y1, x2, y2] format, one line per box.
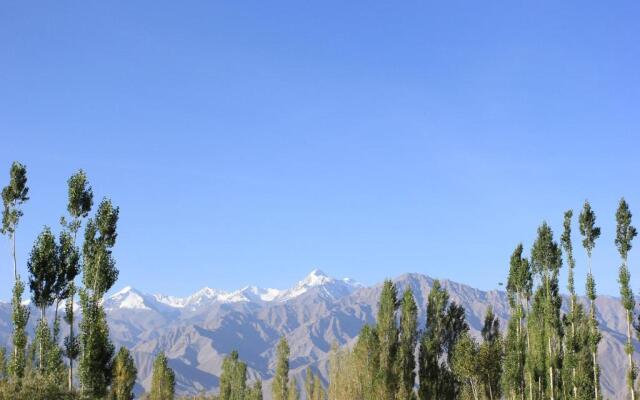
[628, 308, 636, 400]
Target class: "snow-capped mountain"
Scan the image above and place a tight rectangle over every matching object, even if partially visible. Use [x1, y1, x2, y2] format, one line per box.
[105, 269, 360, 311]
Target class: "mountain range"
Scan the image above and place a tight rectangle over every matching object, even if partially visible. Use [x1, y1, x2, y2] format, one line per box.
[0, 269, 634, 399]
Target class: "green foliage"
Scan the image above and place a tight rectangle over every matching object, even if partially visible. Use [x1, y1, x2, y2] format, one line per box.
[579, 201, 601, 258]
[82, 199, 120, 297]
[376, 280, 399, 399]
[615, 198, 638, 400]
[0, 347, 6, 381]
[66, 170, 93, 223]
[451, 332, 481, 400]
[78, 290, 115, 398]
[579, 202, 602, 399]
[219, 351, 247, 400]
[150, 352, 175, 400]
[528, 222, 564, 400]
[272, 337, 290, 400]
[1, 161, 29, 238]
[110, 347, 137, 400]
[287, 378, 299, 400]
[396, 289, 418, 400]
[479, 307, 502, 400]
[9, 279, 30, 380]
[418, 280, 468, 400]
[247, 380, 263, 400]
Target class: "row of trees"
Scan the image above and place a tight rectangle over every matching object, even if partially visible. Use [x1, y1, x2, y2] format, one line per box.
[326, 200, 639, 400]
[0, 162, 142, 400]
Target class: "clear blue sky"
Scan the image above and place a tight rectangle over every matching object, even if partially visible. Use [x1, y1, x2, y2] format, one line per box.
[1, 1, 639, 297]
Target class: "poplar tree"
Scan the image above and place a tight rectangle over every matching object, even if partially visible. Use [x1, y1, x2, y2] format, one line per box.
[219, 350, 247, 400]
[79, 198, 120, 397]
[2, 161, 29, 281]
[562, 210, 580, 399]
[353, 325, 380, 399]
[502, 244, 531, 399]
[110, 347, 137, 400]
[376, 280, 399, 400]
[27, 227, 59, 370]
[529, 222, 563, 400]
[396, 288, 418, 400]
[272, 337, 290, 400]
[616, 198, 637, 400]
[479, 307, 502, 400]
[62, 169, 93, 390]
[451, 332, 481, 400]
[2, 162, 30, 376]
[149, 352, 175, 400]
[579, 201, 602, 399]
[419, 280, 468, 400]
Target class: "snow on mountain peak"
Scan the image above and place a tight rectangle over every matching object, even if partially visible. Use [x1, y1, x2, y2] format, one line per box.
[300, 269, 332, 286]
[109, 269, 360, 310]
[106, 286, 150, 310]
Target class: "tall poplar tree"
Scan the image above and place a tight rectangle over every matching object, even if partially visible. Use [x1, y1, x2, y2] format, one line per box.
[419, 280, 468, 400]
[479, 307, 502, 400]
[79, 198, 120, 397]
[62, 169, 93, 390]
[149, 352, 175, 400]
[2, 161, 29, 281]
[396, 288, 418, 400]
[616, 198, 637, 400]
[502, 244, 531, 399]
[562, 210, 580, 399]
[529, 222, 563, 400]
[272, 337, 290, 400]
[219, 350, 247, 400]
[110, 347, 137, 400]
[376, 280, 399, 400]
[2, 162, 30, 376]
[27, 227, 59, 370]
[579, 201, 602, 399]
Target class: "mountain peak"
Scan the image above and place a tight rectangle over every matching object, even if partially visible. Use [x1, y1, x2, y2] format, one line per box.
[300, 269, 333, 286]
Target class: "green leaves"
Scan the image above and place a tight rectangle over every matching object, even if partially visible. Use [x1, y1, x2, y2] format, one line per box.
[616, 198, 637, 261]
[67, 170, 93, 221]
[82, 198, 120, 297]
[272, 337, 290, 400]
[531, 222, 562, 278]
[1, 161, 29, 236]
[150, 352, 175, 400]
[579, 200, 601, 258]
[28, 227, 59, 312]
[397, 289, 418, 400]
[110, 347, 137, 400]
[219, 350, 247, 400]
[376, 280, 399, 399]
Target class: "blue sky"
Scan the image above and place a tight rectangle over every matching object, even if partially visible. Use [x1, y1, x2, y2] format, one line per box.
[1, 1, 639, 297]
